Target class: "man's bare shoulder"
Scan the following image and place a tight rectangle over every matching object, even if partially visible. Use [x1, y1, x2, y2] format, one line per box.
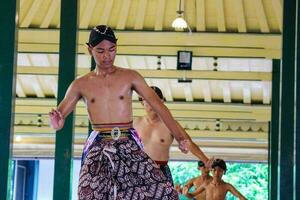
[66, 72, 94, 93]
[73, 71, 94, 83]
[116, 66, 140, 76]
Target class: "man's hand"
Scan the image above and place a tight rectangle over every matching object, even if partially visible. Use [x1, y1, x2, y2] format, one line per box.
[178, 139, 189, 153]
[182, 186, 189, 195]
[206, 157, 215, 168]
[175, 184, 182, 193]
[49, 109, 64, 130]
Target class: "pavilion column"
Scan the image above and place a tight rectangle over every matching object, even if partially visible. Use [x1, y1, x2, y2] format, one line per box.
[53, 0, 78, 199]
[0, 0, 19, 199]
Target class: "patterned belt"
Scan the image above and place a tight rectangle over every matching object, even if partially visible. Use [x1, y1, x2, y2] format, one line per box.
[98, 130, 131, 140]
[92, 121, 133, 140]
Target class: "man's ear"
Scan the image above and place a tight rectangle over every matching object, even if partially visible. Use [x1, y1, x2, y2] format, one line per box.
[88, 48, 92, 55]
[86, 44, 92, 55]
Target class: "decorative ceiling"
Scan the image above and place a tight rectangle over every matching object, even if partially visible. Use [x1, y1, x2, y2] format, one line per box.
[13, 0, 283, 162]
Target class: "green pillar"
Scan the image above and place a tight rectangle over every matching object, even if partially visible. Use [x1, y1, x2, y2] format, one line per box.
[279, 0, 297, 199]
[296, 0, 300, 198]
[53, 0, 78, 199]
[0, 0, 18, 199]
[269, 59, 280, 200]
[88, 57, 96, 134]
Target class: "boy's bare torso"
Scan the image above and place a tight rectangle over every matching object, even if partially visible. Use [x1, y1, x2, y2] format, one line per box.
[134, 117, 173, 161]
[192, 176, 212, 200]
[76, 67, 134, 124]
[205, 181, 229, 200]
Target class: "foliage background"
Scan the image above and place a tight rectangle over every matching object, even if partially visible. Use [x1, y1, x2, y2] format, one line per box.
[169, 161, 268, 200]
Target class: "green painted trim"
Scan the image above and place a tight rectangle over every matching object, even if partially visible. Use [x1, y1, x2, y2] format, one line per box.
[53, 0, 78, 199]
[295, 0, 300, 198]
[269, 59, 280, 200]
[0, 0, 18, 199]
[279, 0, 297, 199]
[88, 57, 96, 134]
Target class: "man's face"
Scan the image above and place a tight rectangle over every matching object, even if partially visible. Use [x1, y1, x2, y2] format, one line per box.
[89, 40, 117, 69]
[198, 166, 209, 174]
[211, 166, 224, 179]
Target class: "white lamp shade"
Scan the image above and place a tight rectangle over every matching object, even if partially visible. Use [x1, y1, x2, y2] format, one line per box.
[171, 17, 188, 29]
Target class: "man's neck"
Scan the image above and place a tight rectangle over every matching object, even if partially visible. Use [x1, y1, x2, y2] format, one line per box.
[95, 65, 116, 76]
[211, 177, 222, 185]
[201, 172, 210, 180]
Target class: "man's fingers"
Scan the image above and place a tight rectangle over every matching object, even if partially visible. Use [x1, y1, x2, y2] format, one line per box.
[58, 110, 63, 118]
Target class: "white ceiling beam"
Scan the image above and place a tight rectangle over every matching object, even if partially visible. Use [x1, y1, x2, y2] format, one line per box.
[116, 0, 131, 30]
[79, 0, 97, 28]
[46, 54, 54, 66]
[183, 83, 194, 101]
[16, 77, 26, 97]
[243, 83, 251, 104]
[154, 0, 166, 31]
[164, 80, 174, 101]
[262, 82, 271, 104]
[271, 0, 283, 32]
[134, 0, 148, 30]
[32, 76, 45, 97]
[222, 81, 231, 103]
[20, 0, 43, 27]
[202, 81, 212, 102]
[195, 0, 206, 31]
[216, 0, 226, 32]
[254, 0, 270, 32]
[40, 0, 59, 28]
[26, 54, 34, 66]
[235, 0, 247, 32]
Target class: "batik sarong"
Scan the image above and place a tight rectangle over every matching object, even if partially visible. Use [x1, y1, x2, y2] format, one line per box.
[155, 161, 174, 186]
[78, 122, 179, 200]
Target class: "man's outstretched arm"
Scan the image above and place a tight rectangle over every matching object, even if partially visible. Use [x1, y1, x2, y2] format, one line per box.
[49, 80, 81, 130]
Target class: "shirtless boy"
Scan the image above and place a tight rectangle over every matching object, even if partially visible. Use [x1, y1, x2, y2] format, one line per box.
[177, 160, 212, 200]
[183, 159, 247, 200]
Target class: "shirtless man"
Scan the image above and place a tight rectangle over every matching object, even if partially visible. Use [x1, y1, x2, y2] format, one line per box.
[176, 160, 212, 200]
[134, 86, 175, 184]
[182, 159, 247, 200]
[49, 25, 210, 200]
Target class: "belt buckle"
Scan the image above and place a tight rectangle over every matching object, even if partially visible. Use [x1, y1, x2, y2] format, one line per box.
[111, 127, 121, 140]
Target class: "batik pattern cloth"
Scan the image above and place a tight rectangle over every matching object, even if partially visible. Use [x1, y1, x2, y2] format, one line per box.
[78, 123, 178, 200]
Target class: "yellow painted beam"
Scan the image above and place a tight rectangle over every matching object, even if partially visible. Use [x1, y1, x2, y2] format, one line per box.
[14, 98, 271, 121]
[13, 126, 267, 140]
[18, 29, 282, 58]
[79, 0, 97, 28]
[99, 0, 114, 25]
[216, 0, 226, 32]
[154, 0, 166, 31]
[134, 0, 147, 30]
[20, 0, 43, 27]
[235, 0, 247, 32]
[40, 0, 59, 28]
[19, 29, 281, 49]
[195, 0, 206, 31]
[254, 0, 270, 33]
[271, 0, 283, 32]
[17, 67, 272, 81]
[116, 0, 131, 30]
